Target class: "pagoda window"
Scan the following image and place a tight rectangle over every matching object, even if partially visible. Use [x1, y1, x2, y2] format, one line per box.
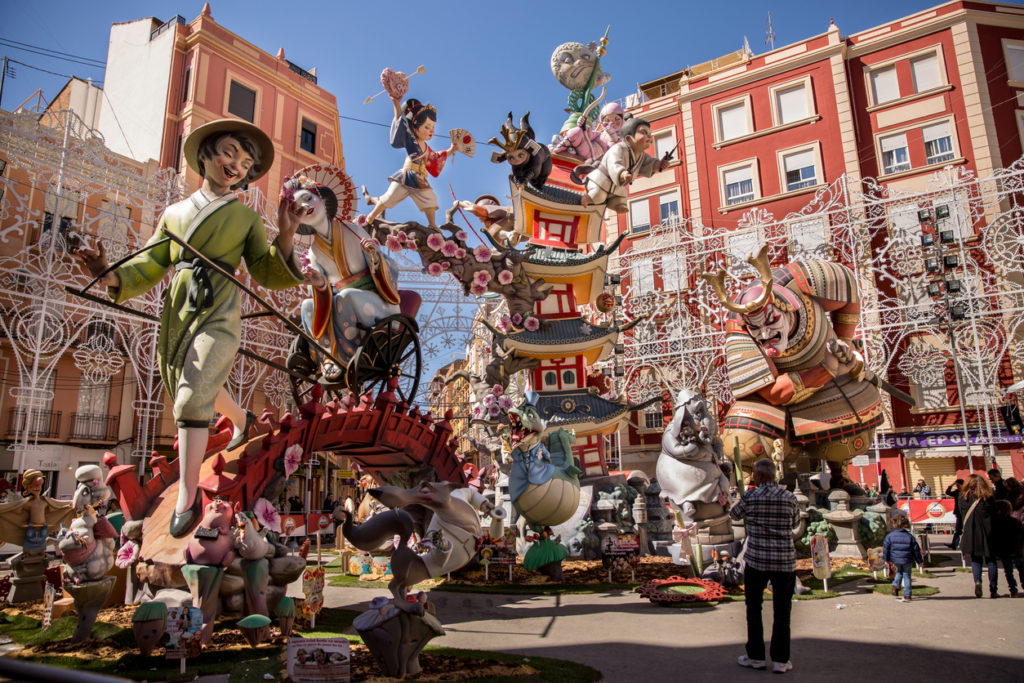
[539, 285, 575, 317]
[562, 370, 577, 388]
[534, 212, 579, 248]
[544, 371, 558, 388]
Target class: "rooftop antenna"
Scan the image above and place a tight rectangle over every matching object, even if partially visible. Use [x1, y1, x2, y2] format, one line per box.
[766, 12, 776, 51]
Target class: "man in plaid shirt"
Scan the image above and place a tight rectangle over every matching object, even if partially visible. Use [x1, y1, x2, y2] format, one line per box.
[729, 459, 800, 674]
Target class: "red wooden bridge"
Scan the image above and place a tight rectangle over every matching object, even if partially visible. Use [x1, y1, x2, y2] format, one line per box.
[105, 381, 469, 578]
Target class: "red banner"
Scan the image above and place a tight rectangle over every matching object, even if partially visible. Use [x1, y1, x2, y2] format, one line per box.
[896, 498, 956, 525]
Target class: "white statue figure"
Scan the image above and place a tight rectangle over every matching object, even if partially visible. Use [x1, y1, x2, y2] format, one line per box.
[656, 389, 732, 528]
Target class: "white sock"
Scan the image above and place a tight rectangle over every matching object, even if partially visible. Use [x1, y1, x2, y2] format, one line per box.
[175, 426, 208, 515]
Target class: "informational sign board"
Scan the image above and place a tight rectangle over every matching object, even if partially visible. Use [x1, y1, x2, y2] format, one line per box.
[302, 566, 325, 618]
[810, 534, 832, 581]
[287, 637, 351, 682]
[165, 606, 202, 660]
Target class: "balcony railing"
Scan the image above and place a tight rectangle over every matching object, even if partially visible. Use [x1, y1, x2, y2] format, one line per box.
[70, 413, 118, 442]
[5, 408, 61, 440]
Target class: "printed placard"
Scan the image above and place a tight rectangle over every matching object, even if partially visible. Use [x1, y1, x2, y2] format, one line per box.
[302, 565, 325, 617]
[165, 606, 203, 660]
[287, 637, 351, 682]
[41, 582, 55, 629]
[810, 534, 832, 580]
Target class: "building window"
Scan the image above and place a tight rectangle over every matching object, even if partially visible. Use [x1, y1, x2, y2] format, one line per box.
[1004, 41, 1024, 83]
[880, 133, 910, 174]
[643, 406, 663, 430]
[631, 257, 656, 295]
[654, 130, 676, 160]
[661, 253, 685, 291]
[99, 200, 131, 246]
[182, 65, 191, 103]
[773, 80, 810, 125]
[727, 229, 762, 263]
[782, 148, 817, 191]
[227, 80, 256, 122]
[300, 118, 317, 153]
[922, 121, 954, 165]
[658, 191, 680, 227]
[544, 371, 558, 388]
[562, 370, 576, 387]
[1016, 110, 1024, 149]
[910, 53, 942, 92]
[174, 132, 183, 171]
[870, 65, 900, 105]
[723, 165, 755, 205]
[715, 99, 750, 142]
[788, 216, 829, 258]
[629, 198, 650, 234]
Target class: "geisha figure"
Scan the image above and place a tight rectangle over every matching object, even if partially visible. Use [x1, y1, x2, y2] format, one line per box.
[597, 102, 626, 149]
[363, 94, 456, 228]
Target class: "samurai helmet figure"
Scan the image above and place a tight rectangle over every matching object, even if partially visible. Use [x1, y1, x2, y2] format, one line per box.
[702, 246, 799, 359]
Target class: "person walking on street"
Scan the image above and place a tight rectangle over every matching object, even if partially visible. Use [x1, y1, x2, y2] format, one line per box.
[959, 474, 998, 598]
[883, 513, 923, 602]
[730, 459, 799, 674]
[1005, 477, 1024, 523]
[946, 479, 964, 549]
[989, 468, 1008, 501]
[992, 499, 1024, 598]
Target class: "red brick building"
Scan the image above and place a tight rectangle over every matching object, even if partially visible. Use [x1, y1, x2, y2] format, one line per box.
[613, 1, 1024, 492]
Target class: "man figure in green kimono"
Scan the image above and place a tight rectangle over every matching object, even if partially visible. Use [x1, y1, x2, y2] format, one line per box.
[75, 119, 305, 537]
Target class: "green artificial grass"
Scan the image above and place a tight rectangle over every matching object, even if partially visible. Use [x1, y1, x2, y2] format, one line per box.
[419, 646, 601, 682]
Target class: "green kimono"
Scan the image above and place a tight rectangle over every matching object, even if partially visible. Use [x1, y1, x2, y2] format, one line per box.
[112, 191, 303, 426]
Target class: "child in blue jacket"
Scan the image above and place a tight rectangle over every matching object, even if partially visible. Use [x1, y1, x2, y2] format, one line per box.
[883, 513, 924, 602]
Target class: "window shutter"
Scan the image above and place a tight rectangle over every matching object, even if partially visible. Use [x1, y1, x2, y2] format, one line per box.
[718, 103, 748, 140]
[776, 84, 808, 124]
[784, 149, 815, 172]
[922, 121, 950, 143]
[871, 66, 899, 104]
[911, 54, 942, 92]
[880, 133, 907, 153]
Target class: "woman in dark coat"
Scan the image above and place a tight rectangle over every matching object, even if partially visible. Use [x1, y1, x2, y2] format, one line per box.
[958, 473, 998, 598]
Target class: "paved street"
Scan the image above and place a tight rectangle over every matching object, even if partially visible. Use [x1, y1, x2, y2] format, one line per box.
[312, 545, 1024, 682]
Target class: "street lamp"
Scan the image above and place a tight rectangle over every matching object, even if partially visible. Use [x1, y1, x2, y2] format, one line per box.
[919, 211, 974, 472]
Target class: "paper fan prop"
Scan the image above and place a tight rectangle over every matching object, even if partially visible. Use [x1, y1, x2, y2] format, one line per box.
[293, 163, 358, 222]
[449, 129, 476, 157]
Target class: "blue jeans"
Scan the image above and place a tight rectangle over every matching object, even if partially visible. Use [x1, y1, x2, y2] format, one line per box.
[891, 562, 913, 597]
[1001, 556, 1024, 594]
[971, 555, 998, 592]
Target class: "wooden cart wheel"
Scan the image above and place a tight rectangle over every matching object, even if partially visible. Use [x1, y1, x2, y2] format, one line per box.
[346, 314, 421, 404]
[286, 334, 347, 407]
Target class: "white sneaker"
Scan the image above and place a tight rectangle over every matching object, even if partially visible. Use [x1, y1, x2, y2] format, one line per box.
[773, 661, 794, 674]
[898, 596, 910, 603]
[737, 655, 767, 670]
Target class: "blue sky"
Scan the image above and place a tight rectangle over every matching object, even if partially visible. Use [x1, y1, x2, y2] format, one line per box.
[0, 0, 947, 381]
[2, 0, 945, 225]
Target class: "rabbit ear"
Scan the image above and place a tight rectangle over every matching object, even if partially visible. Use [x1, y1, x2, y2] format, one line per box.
[234, 501, 243, 515]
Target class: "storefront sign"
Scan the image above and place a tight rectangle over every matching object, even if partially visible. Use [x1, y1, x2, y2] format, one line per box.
[876, 431, 1021, 449]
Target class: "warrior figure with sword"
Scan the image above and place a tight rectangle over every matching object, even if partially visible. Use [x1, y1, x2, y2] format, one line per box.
[702, 247, 905, 476]
[73, 119, 308, 537]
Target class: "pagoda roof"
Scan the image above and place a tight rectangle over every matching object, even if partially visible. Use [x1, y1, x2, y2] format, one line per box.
[524, 232, 627, 267]
[482, 316, 640, 363]
[472, 390, 662, 437]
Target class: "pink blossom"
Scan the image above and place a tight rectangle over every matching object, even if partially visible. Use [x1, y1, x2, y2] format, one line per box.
[470, 282, 487, 296]
[473, 270, 492, 286]
[427, 262, 444, 276]
[386, 236, 402, 251]
[496, 318, 510, 333]
[115, 540, 139, 569]
[474, 245, 492, 263]
[397, 231, 408, 243]
[283, 443, 303, 478]
[497, 270, 514, 285]
[487, 404, 502, 418]
[483, 394, 496, 407]
[456, 230, 468, 241]
[455, 248, 466, 259]
[511, 313, 523, 325]
[498, 396, 513, 410]
[441, 261, 451, 270]
[427, 234, 445, 251]
[253, 497, 282, 534]
[491, 385, 504, 396]
[441, 240, 458, 257]
[524, 316, 540, 332]
[472, 405, 483, 419]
